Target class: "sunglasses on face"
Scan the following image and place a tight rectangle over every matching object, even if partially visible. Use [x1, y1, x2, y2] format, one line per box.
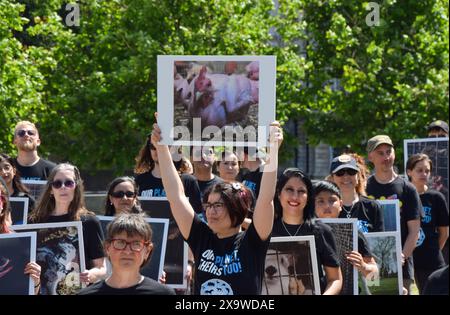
[334, 169, 358, 177]
[16, 129, 36, 137]
[51, 179, 76, 189]
[110, 239, 148, 252]
[111, 191, 136, 199]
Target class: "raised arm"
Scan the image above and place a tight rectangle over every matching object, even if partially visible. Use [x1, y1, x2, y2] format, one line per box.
[151, 123, 195, 239]
[252, 122, 283, 241]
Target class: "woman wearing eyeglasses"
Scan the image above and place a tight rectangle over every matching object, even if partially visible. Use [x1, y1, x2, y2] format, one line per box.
[78, 213, 175, 295]
[1, 178, 41, 294]
[328, 154, 384, 233]
[29, 163, 107, 287]
[272, 168, 342, 295]
[150, 118, 282, 295]
[104, 177, 142, 216]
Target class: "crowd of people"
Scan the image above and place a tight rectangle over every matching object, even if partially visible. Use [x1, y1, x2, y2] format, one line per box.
[0, 118, 448, 295]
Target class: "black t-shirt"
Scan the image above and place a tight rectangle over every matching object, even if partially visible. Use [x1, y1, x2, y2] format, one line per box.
[366, 176, 423, 246]
[338, 196, 384, 232]
[358, 231, 372, 258]
[135, 171, 203, 213]
[77, 277, 175, 295]
[187, 215, 270, 295]
[42, 213, 105, 269]
[14, 158, 56, 181]
[197, 175, 224, 200]
[272, 218, 340, 293]
[240, 168, 263, 199]
[422, 265, 449, 295]
[413, 189, 449, 270]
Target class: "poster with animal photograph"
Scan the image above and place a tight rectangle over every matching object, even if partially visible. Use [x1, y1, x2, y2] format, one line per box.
[84, 193, 106, 215]
[139, 196, 189, 289]
[21, 179, 47, 201]
[12, 221, 86, 295]
[9, 197, 29, 225]
[376, 199, 401, 233]
[318, 218, 358, 295]
[404, 137, 449, 203]
[0, 232, 36, 295]
[158, 55, 276, 147]
[359, 232, 403, 295]
[96, 215, 169, 282]
[262, 236, 321, 295]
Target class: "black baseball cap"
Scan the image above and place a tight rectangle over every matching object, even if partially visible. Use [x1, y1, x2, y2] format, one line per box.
[427, 120, 449, 134]
[330, 155, 359, 174]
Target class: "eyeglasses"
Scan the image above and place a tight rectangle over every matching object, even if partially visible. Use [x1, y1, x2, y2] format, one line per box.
[110, 239, 149, 252]
[203, 202, 225, 212]
[16, 129, 36, 137]
[334, 169, 358, 177]
[51, 180, 76, 189]
[111, 191, 136, 199]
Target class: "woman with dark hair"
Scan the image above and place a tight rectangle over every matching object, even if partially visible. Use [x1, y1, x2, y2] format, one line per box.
[0, 153, 36, 213]
[406, 153, 449, 294]
[29, 163, 107, 285]
[104, 177, 142, 216]
[216, 150, 240, 182]
[150, 119, 282, 295]
[1, 178, 41, 294]
[272, 168, 342, 295]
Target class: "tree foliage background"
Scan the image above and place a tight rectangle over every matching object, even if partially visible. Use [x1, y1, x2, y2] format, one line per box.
[1, 0, 448, 174]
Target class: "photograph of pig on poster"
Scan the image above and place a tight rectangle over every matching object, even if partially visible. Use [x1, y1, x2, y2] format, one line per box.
[157, 56, 276, 146]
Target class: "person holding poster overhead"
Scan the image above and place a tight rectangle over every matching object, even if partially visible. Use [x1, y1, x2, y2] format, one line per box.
[1, 179, 41, 294]
[406, 153, 449, 294]
[29, 163, 107, 286]
[272, 168, 342, 295]
[151, 116, 282, 295]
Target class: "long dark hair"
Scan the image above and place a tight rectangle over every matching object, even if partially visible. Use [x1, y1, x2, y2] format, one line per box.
[134, 135, 155, 174]
[104, 177, 142, 216]
[0, 153, 30, 194]
[0, 177, 11, 233]
[274, 168, 315, 226]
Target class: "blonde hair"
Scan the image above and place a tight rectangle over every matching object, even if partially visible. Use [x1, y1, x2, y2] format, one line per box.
[14, 120, 39, 136]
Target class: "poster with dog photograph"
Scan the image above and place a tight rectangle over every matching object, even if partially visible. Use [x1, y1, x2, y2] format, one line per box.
[96, 215, 169, 282]
[12, 221, 86, 295]
[0, 232, 36, 295]
[359, 232, 403, 295]
[376, 199, 401, 233]
[404, 137, 449, 203]
[158, 55, 276, 147]
[318, 218, 358, 295]
[262, 236, 320, 295]
[21, 179, 47, 201]
[9, 197, 29, 225]
[139, 196, 189, 289]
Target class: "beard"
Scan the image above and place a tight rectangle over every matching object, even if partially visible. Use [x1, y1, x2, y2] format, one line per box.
[17, 140, 38, 152]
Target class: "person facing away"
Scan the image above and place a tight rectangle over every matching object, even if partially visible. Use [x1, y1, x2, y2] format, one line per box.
[12, 121, 56, 181]
[150, 116, 283, 295]
[28, 163, 107, 286]
[327, 154, 384, 232]
[0, 178, 41, 294]
[427, 120, 449, 138]
[406, 153, 449, 294]
[272, 168, 342, 295]
[313, 180, 379, 291]
[77, 213, 175, 295]
[104, 177, 143, 216]
[365, 134, 423, 295]
[422, 264, 449, 295]
[0, 153, 36, 216]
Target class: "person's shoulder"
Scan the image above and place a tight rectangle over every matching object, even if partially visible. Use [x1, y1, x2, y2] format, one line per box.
[77, 281, 105, 295]
[141, 277, 176, 295]
[180, 173, 198, 182]
[426, 189, 447, 200]
[312, 219, 333, 233]
[39, 158, 57, 168]
[359, 196, 381, 207]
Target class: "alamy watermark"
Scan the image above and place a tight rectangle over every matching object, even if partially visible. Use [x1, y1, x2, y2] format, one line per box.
[366, 2, 380, 27]
[65, 3, 80, 27]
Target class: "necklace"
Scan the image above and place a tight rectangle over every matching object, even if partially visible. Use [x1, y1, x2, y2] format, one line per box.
[281, 220, 303, 237]
[342, 196, 359, 219]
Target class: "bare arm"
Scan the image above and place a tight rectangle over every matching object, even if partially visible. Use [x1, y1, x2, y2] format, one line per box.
[438, 226, 449, 250]
[151, 123, 195, 239]
[346, 251, 378, 278]
[322, 266, 343, 295]
[252, 122, 283, 241]
[402, 219, 421, 259]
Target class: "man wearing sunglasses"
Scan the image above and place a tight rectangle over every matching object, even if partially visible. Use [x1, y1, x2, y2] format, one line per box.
[12, 121, 56, 181]
[366, 134, 422, 295]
